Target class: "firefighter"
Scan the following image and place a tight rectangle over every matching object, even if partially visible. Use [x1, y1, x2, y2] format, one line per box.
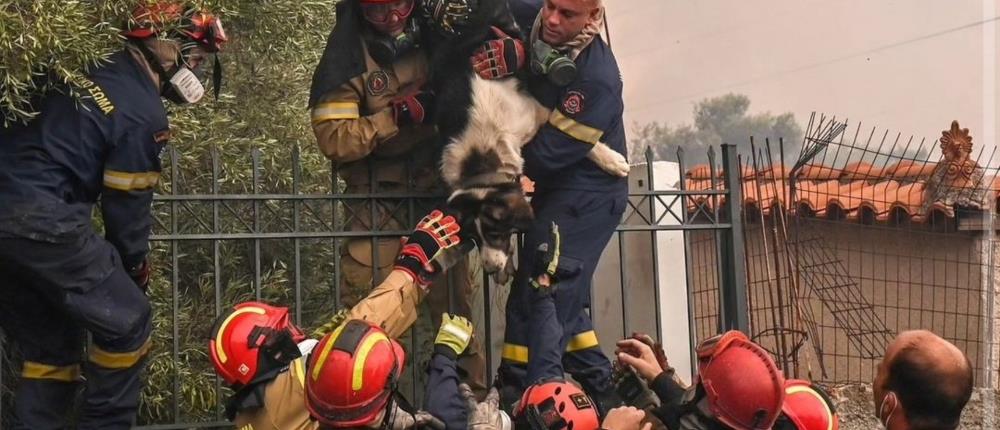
[776, 380, 840, 430]
[305, 316, 475, 430]
[461, 223, 648, 430]
[0, 2, 225, 428]
[616, 331, 786, 430]
[483, 0, 629, 415]
[210, 208, 469, 430]
[210, 302, 316, 430]
[308, 0, 485, 393]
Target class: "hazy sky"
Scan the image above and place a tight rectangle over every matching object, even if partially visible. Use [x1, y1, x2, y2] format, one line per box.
[606, 0, 999, 158]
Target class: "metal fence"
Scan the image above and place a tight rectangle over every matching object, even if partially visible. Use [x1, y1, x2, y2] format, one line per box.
[685, 117, 1000, 390]
[0, 144, 747, 428]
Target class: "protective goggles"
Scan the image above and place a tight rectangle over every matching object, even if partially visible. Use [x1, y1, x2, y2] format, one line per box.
[361, 0, 415, 24]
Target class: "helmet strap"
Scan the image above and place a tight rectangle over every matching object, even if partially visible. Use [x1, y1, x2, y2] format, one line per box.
[131, 38, 175, 90]
[516, 397, 566, 430]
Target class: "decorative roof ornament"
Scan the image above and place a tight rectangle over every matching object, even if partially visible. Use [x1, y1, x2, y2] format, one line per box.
[924, 121, 986, 213]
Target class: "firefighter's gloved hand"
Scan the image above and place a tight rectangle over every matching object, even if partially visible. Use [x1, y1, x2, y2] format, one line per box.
[615, 338, 664, 382]
[434, 313, 474, 359]
[461, 384, 512, 430]
[422, 0, 478, 36]
[391, 89, 435, 126]
[128, 258, 151, 292]
[386, 403, 444, 430]
[471, 27, 526, 80]
[395, 209, 461, 287]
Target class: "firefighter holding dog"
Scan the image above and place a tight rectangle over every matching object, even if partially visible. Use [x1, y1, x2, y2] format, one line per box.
[468, 0, 630, 415]
[308, 0, 487, 394]
[0, 2, 226, 428]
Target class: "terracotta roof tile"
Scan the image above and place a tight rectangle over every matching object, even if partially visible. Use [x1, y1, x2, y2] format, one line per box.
[885, 160, 936, 179]
[679, 122, 999, 225]
[841, 161, 882, 181]
[800, 164, 841, 181]
[686, 164, 716, 180]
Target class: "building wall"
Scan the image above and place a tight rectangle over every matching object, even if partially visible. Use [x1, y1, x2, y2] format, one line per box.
[689, 218, 992, 384]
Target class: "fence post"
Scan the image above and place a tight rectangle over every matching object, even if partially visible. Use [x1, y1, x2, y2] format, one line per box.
[719, 144, 750, 333]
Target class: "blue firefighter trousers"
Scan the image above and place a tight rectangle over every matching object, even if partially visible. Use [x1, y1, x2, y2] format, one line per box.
[498, 189, 625, 403]
[0, 232, 152, 430]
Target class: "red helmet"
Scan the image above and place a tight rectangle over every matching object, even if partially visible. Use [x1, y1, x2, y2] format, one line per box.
[513, 380, 601, 430]
[694, 331, 785, 430]
[778, 380, 839, 430]
[305, 319, 405, 428]
[123, 1, 228, 52]
[208, 301, 306, 387]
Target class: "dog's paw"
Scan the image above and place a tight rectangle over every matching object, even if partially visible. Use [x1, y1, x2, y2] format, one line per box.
[590, 144, 630, 177]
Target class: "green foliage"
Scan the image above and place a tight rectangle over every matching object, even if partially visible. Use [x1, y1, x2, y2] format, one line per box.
[2, 0, 344, 426]
[0, 0, 242, 126]
[630, 93, 804, 165]
[141, 0, 339, 424]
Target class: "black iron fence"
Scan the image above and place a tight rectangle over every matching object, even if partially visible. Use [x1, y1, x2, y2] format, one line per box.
[0, 144, 747, 428]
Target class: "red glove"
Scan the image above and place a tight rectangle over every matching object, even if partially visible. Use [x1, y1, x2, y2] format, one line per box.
[470, 27, 526, 80]
[395, 209, 462, 287]
[129, 258, 151, 292]
[391, 90, 435, 126]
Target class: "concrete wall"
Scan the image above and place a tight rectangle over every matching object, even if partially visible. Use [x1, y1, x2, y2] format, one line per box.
[688, 218, 994, 385]
[592, 162, 693, 381]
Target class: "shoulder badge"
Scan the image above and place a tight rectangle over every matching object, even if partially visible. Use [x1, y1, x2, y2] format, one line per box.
[562, 90, 585, 116]
[366, 70, 390, 96]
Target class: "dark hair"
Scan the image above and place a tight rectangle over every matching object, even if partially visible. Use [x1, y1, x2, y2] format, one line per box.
[887, 344, 973, 430]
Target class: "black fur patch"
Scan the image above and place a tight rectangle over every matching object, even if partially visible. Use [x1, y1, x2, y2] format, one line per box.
[460, 148, 503, 179]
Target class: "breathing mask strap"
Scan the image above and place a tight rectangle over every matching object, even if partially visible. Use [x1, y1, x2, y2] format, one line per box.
[131, 38, 175, 95]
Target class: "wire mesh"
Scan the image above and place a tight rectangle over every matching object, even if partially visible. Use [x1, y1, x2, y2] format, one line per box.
[686, 114, 1000, 385]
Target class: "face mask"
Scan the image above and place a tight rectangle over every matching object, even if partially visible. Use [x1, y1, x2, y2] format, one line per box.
[134, 39, 218, 105]
[530, 39, 577, 87]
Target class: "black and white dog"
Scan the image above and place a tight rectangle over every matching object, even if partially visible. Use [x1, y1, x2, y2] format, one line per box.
[422, 0, 628, 281]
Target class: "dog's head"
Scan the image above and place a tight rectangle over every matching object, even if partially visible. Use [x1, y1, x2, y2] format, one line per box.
[448, 183, 534, 277]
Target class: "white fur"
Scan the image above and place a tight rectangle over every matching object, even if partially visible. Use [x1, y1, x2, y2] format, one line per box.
[476, 217, 513, 274]
[480, 244, 511, 274]
[439, 74, 629, 277]
[440, 76, 548, 188]
[588, 143, 631, 177]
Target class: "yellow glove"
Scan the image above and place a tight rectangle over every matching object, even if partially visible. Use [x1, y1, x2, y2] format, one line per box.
[434, 313, 474, 358]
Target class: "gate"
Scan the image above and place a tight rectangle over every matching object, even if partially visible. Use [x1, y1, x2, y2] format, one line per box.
[0, 144, 747, 428]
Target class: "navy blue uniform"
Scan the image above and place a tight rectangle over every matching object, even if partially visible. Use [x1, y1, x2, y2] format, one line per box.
[423, 350, 469, 430]
[0, 50, 163, 429]
[499, 0, 628, 414]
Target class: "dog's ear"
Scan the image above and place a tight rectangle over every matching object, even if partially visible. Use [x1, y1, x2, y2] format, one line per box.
[493, 188, 534, 231]
[446, 189, 485, 218]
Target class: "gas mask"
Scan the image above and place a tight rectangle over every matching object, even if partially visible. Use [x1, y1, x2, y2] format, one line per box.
[133, 37, 223, 105]
[530, 39, 577, 87]
[163, 62, 205, 104]
[367, 18, 421, 65]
